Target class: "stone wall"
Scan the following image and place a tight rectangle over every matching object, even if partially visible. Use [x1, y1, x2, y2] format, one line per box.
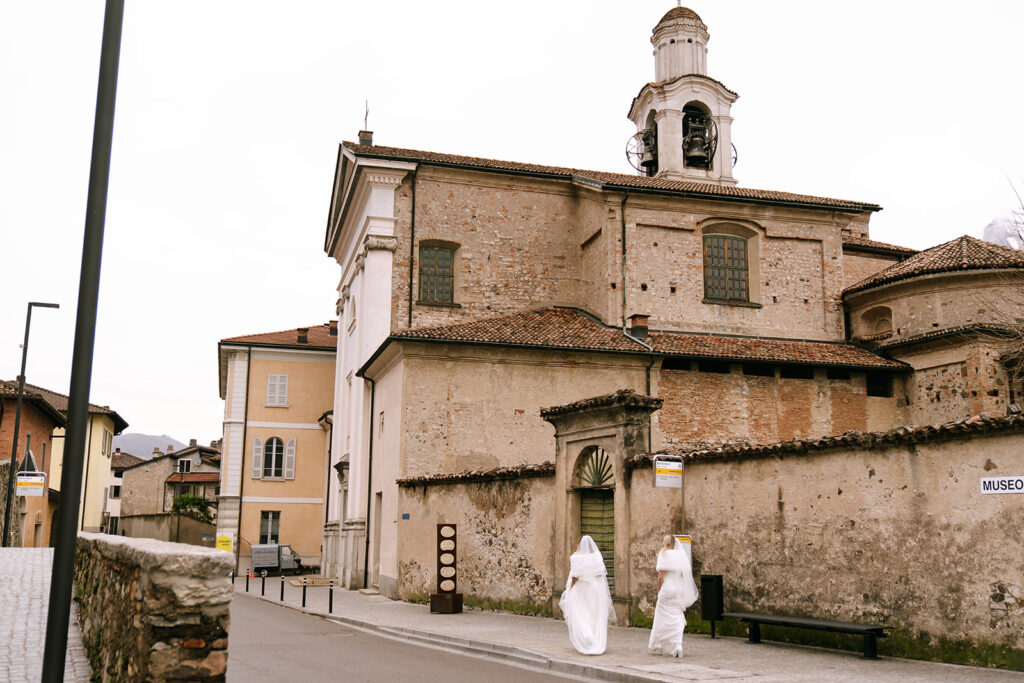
[397, 471, 557, 613]
[0, 461, 22, 547]
[74, 533, 233, 681]
[650, 422, 1024, 664]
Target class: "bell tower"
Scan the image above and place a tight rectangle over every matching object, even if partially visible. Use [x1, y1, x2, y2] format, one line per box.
[626, 6, 739, 186]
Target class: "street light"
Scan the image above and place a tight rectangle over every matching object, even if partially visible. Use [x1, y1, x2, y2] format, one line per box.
[2, 301, 60, 547]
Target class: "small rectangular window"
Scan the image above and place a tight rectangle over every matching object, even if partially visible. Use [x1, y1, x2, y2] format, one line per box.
[419, 246, 455, 303]
[743, 363, 775, 377]
[260, 510, 281, 544]
[827, 368, 851, 381]
[697, 360, 732, 374]
[866, 372, 893, 397]
[661, 358, 693, 371]
[178, 459, 191, 473]
[110, 485, 121, 499]
[780, 366, 815, 380]
[267, 374, 289, 406]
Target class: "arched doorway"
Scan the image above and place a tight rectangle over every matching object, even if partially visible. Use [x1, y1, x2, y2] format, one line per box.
[573, 446, 615, 589]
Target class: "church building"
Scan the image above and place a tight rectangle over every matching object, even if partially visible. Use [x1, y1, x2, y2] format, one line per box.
[319, 5, 1024, 643]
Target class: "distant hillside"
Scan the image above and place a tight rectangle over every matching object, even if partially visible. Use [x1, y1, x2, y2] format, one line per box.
[112, 433, 186, 460]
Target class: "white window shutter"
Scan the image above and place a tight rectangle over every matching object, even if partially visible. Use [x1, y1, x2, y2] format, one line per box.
[278, 375, 288, 405]
[252, 437, 263, 478]
[266, 376, 278, 405]
[284, 438, 296, 480]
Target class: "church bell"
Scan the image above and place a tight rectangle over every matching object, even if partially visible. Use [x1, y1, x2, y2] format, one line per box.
[684, 133, 708, 163]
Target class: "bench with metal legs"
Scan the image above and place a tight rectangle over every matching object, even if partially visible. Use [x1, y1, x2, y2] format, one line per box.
[723, 612, 889, 659]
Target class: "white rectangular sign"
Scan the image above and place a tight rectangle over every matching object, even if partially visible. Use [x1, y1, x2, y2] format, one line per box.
[653, 456, 682, 488]
[16, 471, 46, 497]
[980, 476, 1024, 495]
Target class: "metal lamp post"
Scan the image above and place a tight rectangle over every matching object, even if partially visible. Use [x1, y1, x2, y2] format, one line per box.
[2, 301, 59, 547]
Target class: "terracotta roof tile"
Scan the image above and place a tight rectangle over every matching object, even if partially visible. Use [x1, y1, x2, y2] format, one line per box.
[112, 452, 144, 470]
[393, 308, 648, 353]
[841, 235, 918, 256]
[649, 333, 908, 370]
[8, 381, 127, 433]
[877, 323, 1015, 350]
[541, 389, 663, 419]
[397, 462, 555, 488]
[388, 307, 906, 369]
[845, 235, 1024, 295]
[222, 322, 338, 349]
[344, 143, 880, 212]
[657, 6, 703, 26]
[166, 472, 221, 484]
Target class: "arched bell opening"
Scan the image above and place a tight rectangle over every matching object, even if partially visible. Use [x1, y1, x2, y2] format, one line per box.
[626, 110, 660, 177]
[572, 445, 615, 589]
[682, 102, 717, 170]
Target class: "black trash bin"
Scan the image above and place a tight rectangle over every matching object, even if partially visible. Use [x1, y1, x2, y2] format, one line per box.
[700, 575, 724, 637]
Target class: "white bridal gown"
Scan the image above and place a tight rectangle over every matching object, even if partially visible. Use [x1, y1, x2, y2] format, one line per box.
[648, 539, 699, 657]
[559, 535, 616, 655]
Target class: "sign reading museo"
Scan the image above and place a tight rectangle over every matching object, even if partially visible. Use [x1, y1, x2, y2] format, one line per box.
[980, 476, 1024, 494]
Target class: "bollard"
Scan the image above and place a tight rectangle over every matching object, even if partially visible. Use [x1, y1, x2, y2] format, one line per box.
[245, 570, 250, 592]
[280, 575, 285, 602]
[302, 577, 307, 608]
[261, 570, 267, 596]
[329, 581, 334, 614]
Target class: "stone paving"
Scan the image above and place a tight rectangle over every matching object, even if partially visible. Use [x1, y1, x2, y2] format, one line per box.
[0, 548, 92, 682]
[234, 576, 1024, 682]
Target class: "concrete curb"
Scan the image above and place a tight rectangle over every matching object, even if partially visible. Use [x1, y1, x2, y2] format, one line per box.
[241, 592, 665, 682]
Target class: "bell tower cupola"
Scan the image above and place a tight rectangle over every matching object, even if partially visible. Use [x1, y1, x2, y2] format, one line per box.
[626, 6, 739, 186]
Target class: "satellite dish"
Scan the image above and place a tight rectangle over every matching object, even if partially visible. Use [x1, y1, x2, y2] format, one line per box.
[192, 454, 201, 466]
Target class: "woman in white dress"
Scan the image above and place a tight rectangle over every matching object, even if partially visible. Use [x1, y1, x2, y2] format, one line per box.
[559, 535, 616, 655]
[648, 535, 699, 657]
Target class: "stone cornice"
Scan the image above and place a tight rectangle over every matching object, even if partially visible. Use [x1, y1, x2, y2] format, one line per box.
[397, 461, 555, 488]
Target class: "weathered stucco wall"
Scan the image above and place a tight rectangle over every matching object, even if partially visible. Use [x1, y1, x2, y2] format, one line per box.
[671, 430, 1024, 658]
[842, 251, 903, 289]
[75, 533, 233, 681]
[397, 474, 557, 612]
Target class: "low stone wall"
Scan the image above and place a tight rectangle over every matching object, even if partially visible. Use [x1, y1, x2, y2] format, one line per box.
[74, 532, 233, 681]
[0, 461, 23, 547]
[398, 470, 557, 614]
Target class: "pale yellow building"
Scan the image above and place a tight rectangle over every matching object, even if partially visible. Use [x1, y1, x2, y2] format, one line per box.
[216, 323, 336, 572]
[23, 383, 128, 534]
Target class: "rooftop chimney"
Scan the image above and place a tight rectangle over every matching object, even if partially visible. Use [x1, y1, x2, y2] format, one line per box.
[628, 313, 649, 338]
[189, 438, 197, 447]
[328, 320, 338, 337]
[297, 327, 309, 344]
[358, 130, 373, 146]
[153, 447, 162, 457]
[166, 444, 174, 453]
[114, 447, 120, 454]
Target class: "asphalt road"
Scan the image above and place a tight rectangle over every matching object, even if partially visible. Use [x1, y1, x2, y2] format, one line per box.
[226, 593, 576, 682]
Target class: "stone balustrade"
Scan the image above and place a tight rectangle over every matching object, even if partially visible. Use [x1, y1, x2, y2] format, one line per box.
[74, 532, 233, 681]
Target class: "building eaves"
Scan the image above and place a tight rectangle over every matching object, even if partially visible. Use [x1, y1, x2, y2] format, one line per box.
[343, 142, 881, 213]
[841, 235, 918, 258]
[540, 389, 663, 419]
[397, 461, 555, 488]
[12, 381, 126, 433]
[877, 323, 1015, 351]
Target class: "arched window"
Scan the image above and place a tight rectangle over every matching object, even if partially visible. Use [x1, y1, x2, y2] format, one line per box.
[703, 234, 748, 302]
[252, 436, 297, 480]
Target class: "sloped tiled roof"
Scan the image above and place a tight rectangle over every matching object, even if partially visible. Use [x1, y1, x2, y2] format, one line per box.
[0, 380, 66, 426]
[343, 143, 880, 212]
[878, 323, 1015, 351]
[6, 381, 126, 433]
[649, 333, 908, 369]
[845, 235, 1024, 295]
[393, 308, 648, 353]
[384, 307, 906, 370]
[841, 235, 918, 257]
[221, 322, 338, 350]
[166, 472, 220, 484]
[112, 452, 144, 470]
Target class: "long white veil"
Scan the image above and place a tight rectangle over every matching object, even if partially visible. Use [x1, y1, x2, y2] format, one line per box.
[560, 534, 616, 654]
[655, 538, 698, 608]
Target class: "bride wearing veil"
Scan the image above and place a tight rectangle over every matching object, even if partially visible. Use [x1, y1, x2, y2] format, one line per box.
[559, 535, 616, 655]
[648, 535, 699, 657]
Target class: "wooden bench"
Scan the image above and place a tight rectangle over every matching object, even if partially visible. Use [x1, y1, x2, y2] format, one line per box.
[722, 612, 890, 659]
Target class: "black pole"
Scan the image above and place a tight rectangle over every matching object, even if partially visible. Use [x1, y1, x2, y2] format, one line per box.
[280, 575, 284, 602]
[329, 582, 334, 613]
[2, 302, 59, 547]
[41, 1, 124, 679]
[302, 578, 307, 608]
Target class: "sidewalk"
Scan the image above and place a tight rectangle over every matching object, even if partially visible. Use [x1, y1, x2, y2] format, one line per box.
[233, 577, 1024, 682]
[0, 548, 93, 683]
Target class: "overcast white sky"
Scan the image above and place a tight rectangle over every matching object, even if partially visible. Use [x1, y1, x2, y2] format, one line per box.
[2, 1, 1022, 447]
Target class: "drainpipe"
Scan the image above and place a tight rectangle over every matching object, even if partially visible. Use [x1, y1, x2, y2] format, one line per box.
[620, 193, 629, 328]
[234, 349, 252, 573]
[362, 376, 376, 589]
[407, 166, 419, 328]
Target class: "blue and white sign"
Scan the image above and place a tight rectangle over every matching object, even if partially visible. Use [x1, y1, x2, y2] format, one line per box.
[980, 476, 1024, 495]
